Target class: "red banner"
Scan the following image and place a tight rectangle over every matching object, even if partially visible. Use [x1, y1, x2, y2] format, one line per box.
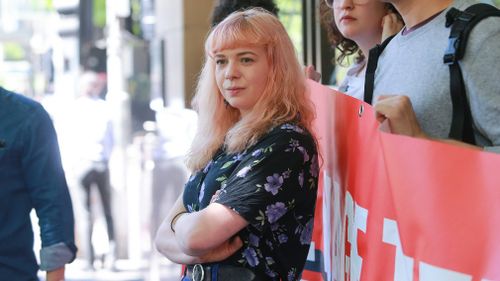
[302, 81, 500, 281]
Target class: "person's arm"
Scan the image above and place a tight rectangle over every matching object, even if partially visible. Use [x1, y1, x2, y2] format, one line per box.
[461, 17, 500, 152]
[185, 127, 318, 254]
[155, 192, 243, 264]
[21, 105, 76, 273]
[173, 202, 248, 256]
[46, 267, 64, 281]
[374, 95, 481, 150]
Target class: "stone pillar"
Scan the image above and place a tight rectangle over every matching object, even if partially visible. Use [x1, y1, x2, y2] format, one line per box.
[155, 0, 216, 108]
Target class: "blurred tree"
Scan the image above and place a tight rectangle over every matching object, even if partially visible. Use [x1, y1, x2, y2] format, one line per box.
[3, 43, 26, 61]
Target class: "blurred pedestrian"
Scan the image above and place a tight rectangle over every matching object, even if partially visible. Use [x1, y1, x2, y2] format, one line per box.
[69, 71, 116, 270]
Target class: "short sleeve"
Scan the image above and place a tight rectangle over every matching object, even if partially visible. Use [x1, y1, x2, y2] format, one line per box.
[462, 17, 500, 150]
[215, 128, 318, 227]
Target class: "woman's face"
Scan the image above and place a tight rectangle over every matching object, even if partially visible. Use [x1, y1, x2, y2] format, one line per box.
[215, 45, 270, 118]
[333, 0, 388, 45]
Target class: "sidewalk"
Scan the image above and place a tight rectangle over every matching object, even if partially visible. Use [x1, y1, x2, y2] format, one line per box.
[38, 256, 182, 281]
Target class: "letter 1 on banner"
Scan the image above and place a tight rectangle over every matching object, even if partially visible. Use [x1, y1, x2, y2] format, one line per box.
[332, 180, 345, 281]
[345, 192, 368, 281]
[382, 218, 414, 281]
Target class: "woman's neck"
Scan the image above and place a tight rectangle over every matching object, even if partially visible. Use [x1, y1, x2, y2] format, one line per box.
[357, 36, 379, 66]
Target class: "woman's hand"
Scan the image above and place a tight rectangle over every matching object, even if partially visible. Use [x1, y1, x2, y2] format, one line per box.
[374, 95, 427, 139]
[381, 13, 404, 42]
[46, 267, 64, 281]
[304, 65, 322, 82]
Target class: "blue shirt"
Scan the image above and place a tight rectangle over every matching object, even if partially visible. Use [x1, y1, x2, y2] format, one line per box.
[0, 87, 76, 280]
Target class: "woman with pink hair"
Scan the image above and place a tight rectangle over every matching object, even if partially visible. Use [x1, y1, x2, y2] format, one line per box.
[155, 8, 319, 281]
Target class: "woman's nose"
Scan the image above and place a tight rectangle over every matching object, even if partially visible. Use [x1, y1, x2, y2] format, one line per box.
[225, 62, 240, 80]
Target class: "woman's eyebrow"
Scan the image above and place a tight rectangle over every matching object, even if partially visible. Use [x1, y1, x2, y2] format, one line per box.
[237, 51, 257, 56]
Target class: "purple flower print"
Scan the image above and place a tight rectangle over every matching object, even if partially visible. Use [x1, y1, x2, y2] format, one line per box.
[264, 173, 283, 195]
[310, 155, 319, 178]
[249, 233, 260, 247]
[278, 234, 288, 244]
[300, 218, 314, 245]
[243, 247, 259, 267]
[298, 171, 304, 188]
[266, 202, 287, 223]
[236, 166, 252, 178]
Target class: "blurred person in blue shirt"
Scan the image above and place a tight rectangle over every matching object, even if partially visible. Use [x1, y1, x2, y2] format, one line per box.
[0, 86, 77, 280]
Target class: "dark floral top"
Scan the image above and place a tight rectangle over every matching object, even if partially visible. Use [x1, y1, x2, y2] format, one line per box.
[183, 123, 319, 281]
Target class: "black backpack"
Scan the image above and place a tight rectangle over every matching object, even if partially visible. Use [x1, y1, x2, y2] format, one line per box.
[363, 3, 500, 145]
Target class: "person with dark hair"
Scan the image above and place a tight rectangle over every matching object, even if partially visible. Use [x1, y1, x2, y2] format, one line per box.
[308, 0, 403, 99]
[155, 8, 319, 281]
[210, 0, 279, 26]
[0, 86, 76, 280]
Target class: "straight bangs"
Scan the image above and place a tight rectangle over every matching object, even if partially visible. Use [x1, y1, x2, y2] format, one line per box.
[206, 9, 274, 57]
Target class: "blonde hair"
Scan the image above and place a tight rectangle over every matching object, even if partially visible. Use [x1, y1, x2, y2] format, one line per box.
[187, 8, 315, 171]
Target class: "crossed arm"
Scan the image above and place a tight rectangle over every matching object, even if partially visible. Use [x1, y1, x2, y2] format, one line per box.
[154, 191, 246, 264]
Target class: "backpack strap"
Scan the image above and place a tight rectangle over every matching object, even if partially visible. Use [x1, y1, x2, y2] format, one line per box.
[364, 35, 395, 104]
[444, 3, 500, 144]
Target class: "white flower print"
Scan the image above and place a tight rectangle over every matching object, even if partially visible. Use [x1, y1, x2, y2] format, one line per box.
[198, 182, 205, 203]
[236, 166, 252, 178]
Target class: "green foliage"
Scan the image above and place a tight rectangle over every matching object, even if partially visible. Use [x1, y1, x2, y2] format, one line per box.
[130, 0, 142, 36]
[93, 0, 106, 28]
[3, 42, 26, 61]
[29, 0, 53, 11]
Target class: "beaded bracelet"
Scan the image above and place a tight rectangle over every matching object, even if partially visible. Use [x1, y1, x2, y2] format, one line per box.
[170, 211, 189, 233]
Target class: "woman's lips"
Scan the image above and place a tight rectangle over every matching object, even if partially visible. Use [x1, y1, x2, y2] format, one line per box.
[340, 15, 356, 23]
[226, 87, 244, 95]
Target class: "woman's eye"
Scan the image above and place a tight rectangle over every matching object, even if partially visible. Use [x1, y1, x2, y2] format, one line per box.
[241, 57, 254, 63]
[215, 59, 227, 65]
